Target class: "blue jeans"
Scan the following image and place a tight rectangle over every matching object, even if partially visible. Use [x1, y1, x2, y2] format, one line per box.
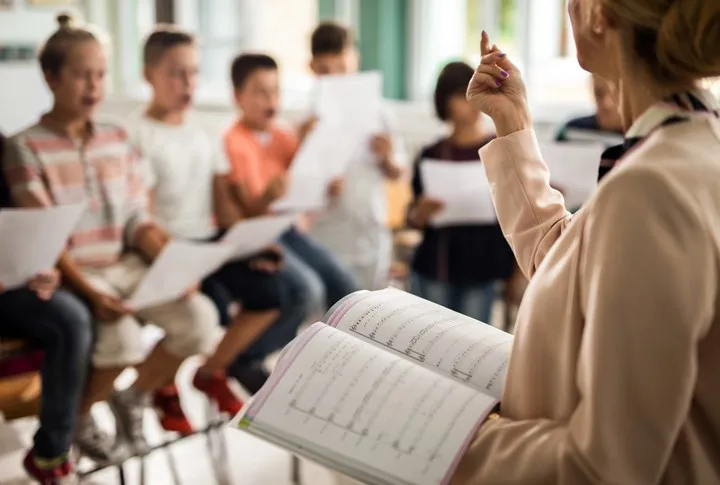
[279, 227, 359, 313]
[0, 289, 93, 459]
[410, 273, 497, 324]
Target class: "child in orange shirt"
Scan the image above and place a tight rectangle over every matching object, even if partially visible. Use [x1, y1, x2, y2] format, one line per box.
[224, 54, 359, 317]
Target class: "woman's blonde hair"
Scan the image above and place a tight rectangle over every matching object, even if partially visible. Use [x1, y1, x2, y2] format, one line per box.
[38, 13, 100, 77]
[601, 0, 720, 82]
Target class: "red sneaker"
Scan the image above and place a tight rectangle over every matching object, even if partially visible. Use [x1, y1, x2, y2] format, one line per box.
[192, 370, 244, 416]
[153, 384, 194, 436]
[23, 449, 78, 485]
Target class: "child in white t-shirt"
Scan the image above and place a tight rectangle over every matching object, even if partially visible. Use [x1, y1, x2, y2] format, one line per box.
[305, 22, 407, 290]
[126, 27, 301, 435]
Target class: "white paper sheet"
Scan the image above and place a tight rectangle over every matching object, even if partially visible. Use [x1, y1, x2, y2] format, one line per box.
[420, 160, 497, 227]
[273, 121, 367, 212]
[315, 71, 384, 133]
[540, 142, 604, 209]
[220, 214, 298, 260]
[126, 240, 232, 311]
[0, 204, 85, 289]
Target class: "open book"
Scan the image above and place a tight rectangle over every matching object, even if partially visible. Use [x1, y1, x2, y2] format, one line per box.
[231, 287, 513, 485]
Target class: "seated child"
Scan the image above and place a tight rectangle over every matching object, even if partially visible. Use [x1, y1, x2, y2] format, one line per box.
[305, 22, 406, 290]
[224, 53, 359, 315]
[0, 134, 93, 485]
[408, 62, 515, 323]
[556, 74, 624, 182]
[129, 27, 293, 417]
[3, 15, 231, 462]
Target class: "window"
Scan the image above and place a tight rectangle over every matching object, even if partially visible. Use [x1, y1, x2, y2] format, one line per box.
[465, 0, 523, 70]
[173, 0, 318, 107]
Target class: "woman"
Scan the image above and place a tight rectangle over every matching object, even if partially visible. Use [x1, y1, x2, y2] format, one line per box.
[452, 0, 720, 483]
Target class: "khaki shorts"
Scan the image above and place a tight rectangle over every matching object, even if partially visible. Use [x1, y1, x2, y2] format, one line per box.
[84, 253, 222, 368]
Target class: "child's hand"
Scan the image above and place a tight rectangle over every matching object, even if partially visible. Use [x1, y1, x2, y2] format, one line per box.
[90, 292, 132, 322]
[370, 134, 393, 161]
[298, 116, 319, 142]
[327, 177, 345, 199]
[410, 197, 445, 227]
[29, 269, 60, 301]
[264, 175, 288, 202]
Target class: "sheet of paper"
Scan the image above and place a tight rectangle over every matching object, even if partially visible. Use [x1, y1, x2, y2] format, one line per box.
[315, 71, 384, 133]
[326, 288, 513, 400]
[239, 323, 495, 485]
[273, 121, 367, 212]
[0, 204, 85, 289]
[126, 240, 232, 310]
[540, 142, 604, 209]
[220, 214, 297, 260]
[420, 160, 497, 227]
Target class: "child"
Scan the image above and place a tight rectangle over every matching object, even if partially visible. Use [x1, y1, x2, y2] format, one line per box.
[556, 75, 624, 182]
[224, 53, 359, 315]
[129, 27, 296, 423]
[0, 134, 93, 484]
[407, 62, 515, 323]
[306, 22, 406, 290]
[3, 14, 230, 463]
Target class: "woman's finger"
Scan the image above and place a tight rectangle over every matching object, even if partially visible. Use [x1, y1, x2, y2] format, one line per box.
[481, 51, 508, 67]
[480, 31, 491, 56]
[473, 66, 507, 88]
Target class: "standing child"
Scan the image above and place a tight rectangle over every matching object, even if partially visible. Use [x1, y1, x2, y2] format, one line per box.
[224, 53, 358, 316]
[408, 62, 515, 323]
[306, 22, 406, 290]
[3, 14, 231, 462]
[128, 28, 297, 422]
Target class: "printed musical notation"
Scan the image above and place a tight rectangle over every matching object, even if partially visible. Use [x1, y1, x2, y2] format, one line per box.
[250, 325, 493, 485]
[333, 289, 513, 399]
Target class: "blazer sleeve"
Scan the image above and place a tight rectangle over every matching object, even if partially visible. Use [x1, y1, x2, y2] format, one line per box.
[479, 129, 573, 278]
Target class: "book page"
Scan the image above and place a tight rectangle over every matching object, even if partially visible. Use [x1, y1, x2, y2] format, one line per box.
[325, 288, 512, 400]
[238, 323, 496, 485]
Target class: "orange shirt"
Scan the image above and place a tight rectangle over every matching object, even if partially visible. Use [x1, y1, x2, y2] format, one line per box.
[224, 121, 299, 198]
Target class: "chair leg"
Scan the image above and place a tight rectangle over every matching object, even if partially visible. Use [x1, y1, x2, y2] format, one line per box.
[205, 401, 232, 485]
[116, 464, 127, 485]
[164, 446, 184, 485]
[291, 455, 302, 485]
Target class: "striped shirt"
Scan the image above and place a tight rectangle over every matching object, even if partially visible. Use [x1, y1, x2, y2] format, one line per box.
[2, 120, 152, 267]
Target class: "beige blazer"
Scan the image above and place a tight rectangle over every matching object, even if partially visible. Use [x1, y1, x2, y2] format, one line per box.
[452, 114, 720, 484]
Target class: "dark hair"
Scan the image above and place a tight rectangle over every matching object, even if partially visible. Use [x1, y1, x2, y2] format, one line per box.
[38, 13, 99, 76]
[434, 61, 475, 121]
[311, 22, 354, 57]
[143, 25, 195, 67]
[230, 53, 278, 89]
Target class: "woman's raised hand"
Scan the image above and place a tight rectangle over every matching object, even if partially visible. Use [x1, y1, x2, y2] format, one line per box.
[467, 31, 532, 137]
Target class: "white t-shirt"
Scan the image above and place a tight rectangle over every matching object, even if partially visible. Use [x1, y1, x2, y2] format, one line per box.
[308, 107, 407, 264]
[126, 113, 229, 240]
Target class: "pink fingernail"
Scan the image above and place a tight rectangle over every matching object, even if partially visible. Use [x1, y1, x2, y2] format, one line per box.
[501, 70, 509, 77]
[498, 53, 507, 58]
[496, 80, 503, 87]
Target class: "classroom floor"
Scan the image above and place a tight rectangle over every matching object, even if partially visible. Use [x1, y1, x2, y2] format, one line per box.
[0, 356, 339, 485]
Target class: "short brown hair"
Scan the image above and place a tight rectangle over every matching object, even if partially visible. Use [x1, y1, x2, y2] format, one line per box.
[143, 25, 195, 67]
[311, 22, 354, 57]
[434, 62, 475, 121]
[602, 0, 720, 82]
[39, 13, 99, 77]
[230, 53, 278, 89]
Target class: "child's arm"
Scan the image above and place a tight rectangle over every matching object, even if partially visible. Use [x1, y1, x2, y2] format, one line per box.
[231, 176, 287, 218]
[372, 134, 405, 180]
[214, 174, 244, 229]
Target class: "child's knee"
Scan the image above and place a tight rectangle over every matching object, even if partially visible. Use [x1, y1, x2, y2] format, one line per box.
[51, 290, 94, 357]
[92, 316, 145, 369]
[159, 294, 223, 358]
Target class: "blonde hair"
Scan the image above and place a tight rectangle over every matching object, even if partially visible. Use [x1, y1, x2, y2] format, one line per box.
[38, 13, 100, 76]
[601, 0, 720, 82]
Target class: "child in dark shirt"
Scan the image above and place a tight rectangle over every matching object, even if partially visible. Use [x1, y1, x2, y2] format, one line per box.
[408, 62, 515, 323]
